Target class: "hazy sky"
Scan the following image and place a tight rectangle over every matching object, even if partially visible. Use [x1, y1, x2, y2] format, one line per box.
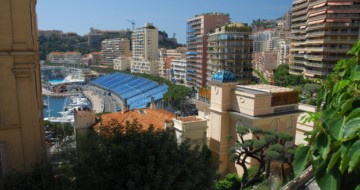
[36, 0, 292, 44]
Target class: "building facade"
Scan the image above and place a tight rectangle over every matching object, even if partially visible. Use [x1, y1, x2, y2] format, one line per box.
[159, 47, 187, 79]
[47, 51, 82, 64]
[131, 23, 159, 74]
[289, 0, 360, 79]
[193, 71, 301, 174]
[170, 59, 187, 84]
[101, 38, 130, 66]
[207, 23, 253, 85]
[113, 56, 131, 71]
[0, 0, 45, 176]
[186, 13, 230, 87]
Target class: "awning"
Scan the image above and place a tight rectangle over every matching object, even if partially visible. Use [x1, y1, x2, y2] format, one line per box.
[328, 2, 352, 5]
[304, 72, 315, 77]
[308, 19, 325, 25]
[309, 10, 326, 17]
[326, 18, 352, 22]
[312, 2, 326, 8]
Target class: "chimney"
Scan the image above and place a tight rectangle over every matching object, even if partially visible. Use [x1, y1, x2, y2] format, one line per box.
[122, 98, 128, 113]
[150, 96, 156, 109]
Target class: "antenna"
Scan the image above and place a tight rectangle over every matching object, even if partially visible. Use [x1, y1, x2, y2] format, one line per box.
[126, 19, 136, 30]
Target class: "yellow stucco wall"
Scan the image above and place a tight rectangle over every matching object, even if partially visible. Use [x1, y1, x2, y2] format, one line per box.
[0, 0, 45, 174]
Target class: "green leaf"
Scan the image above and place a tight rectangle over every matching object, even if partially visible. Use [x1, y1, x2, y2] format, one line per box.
[342, 118, 360, 140]
[345, 108, 360, 123]
[315, 163, 340, 190]
[338, 99, 353, 116]
[340, 147, 350, 174]
[294, 146, 309, 177]
[327, 150, 341, 172]
[355, 184, 360, 190]
[332, 80, 350, 95]
[315, 133, 331, 160]
[350, 65, 360, 81]
[325, 116, 344, 140]
[348, 141, 360, 173]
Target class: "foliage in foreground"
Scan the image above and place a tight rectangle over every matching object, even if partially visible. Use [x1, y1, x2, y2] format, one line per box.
[1, 119, 216, 190]
[230, 125, 294, 189]
[294, 40, 360, 190]
[214, 173, 241, 190]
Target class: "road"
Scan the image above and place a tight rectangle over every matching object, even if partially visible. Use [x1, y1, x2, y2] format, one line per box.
[82, 85, 123, 113]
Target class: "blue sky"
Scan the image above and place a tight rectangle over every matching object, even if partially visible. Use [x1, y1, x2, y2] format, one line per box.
[36, 0, 292, 44]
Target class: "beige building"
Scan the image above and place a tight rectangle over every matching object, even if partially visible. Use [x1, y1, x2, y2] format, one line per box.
[158, 47, 187, 78]
[47, 51, 82, 64]
[253, 51, 278, 81]
[113, 56, 131, 71]
[207, 23, 253, 85]
[131, 57, 159, 74]
[173, 116, 208, 148]
[186, 13, 230, 87]
[289, 0, 360, 79]
[0, 0, 45, 176]
[131, 23, 159, 74]
[74, 108, 96, 136]
[101, 38, 130, 66]
[193, 71, 301, 174]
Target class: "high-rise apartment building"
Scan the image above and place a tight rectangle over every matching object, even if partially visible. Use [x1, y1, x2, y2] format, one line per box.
[101, 38, 130, 66]
[207, 23, 253, 84]
[252, 29, 276, 52]
[186, 13, 230, 87]
[131, 23, 159, 74]
[0, 0, 45, 176]
[290, 0, 360, 79]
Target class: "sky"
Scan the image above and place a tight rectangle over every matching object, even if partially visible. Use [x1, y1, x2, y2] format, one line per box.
[36, 0, 292, 44]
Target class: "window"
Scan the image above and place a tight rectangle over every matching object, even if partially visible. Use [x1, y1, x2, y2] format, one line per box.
[271, 119, 280, 131]
[286, 117, 295, 131]
[0, 144, 5, 178]
[236, 120, 245, 128]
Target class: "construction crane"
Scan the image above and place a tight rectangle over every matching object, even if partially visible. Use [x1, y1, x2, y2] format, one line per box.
[126, 19, 136, 30]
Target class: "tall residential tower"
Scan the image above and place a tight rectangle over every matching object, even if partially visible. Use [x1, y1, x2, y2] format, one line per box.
[290, 0, 360, 79]
[131, 23, 159, 74]
[207, 23, 253, 84]
[186, 13, 230, 87]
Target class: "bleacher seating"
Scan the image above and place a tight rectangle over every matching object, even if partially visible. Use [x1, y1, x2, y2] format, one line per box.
[90, 73, 168, 110]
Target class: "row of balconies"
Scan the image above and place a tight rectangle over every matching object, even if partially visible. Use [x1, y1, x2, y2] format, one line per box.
[208, 43, 252, 47]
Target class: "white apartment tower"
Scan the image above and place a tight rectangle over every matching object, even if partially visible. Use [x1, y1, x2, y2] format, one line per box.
[131, 23, 159, 74]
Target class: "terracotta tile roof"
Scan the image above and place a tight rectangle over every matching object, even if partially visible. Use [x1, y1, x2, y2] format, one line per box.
[94, 108, 175, 132]
[90, 52, 103, 55]
[64, 51, 81, 54]
[50, 52, 63, 54]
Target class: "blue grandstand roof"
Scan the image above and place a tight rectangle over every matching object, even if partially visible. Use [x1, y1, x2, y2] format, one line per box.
[211, 70, 237, 83]
[90, 73, 168, 110]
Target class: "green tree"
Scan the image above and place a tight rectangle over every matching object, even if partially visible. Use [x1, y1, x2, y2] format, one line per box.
[294, 40, 360, 190]
[214, 173, 241, 190]
[273, 64, 307, 87]
[44, 120, 74, 141]
[230, 126, 294, 189]
[74, 119, 216, 190]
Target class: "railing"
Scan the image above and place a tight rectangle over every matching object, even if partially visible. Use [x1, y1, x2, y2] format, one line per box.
[280, 166, 314, 190]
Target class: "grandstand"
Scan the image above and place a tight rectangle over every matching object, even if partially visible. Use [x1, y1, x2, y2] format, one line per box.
[90, 73, 168, 110]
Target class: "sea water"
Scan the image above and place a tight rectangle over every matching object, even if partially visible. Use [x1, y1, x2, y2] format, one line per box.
[43, 96, 70, 117]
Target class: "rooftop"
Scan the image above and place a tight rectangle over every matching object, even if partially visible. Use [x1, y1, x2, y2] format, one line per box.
[211, 70, 237, 83]
[175, 116, 205, 123]
[94, 108, 175, 132]
[237, 84, 294, 94]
